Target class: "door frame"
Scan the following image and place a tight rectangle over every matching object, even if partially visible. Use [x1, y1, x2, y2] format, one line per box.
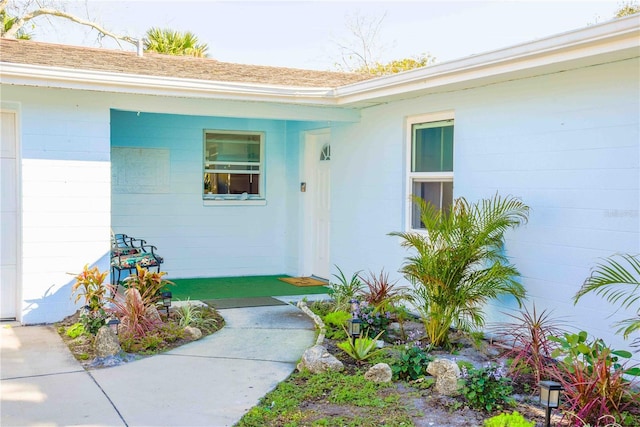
[300, 129, 331, 279]
[1, 104, 22, 322]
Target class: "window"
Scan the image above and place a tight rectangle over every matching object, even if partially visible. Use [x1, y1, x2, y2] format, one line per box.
[407, 116, 454, 230]
[203, 131, 264, 201]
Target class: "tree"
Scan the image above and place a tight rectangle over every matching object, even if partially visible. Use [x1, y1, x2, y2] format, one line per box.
[390, 194, 529, 348]
[144, 27, 209, 57]
[1, 0, 136, 47]
[614, 1, 640, 17]
[334, 11, 434, 75]
[355, 54, 436, 76]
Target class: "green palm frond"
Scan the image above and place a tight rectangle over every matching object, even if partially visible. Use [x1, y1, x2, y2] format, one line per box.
[574, 254, 640, 341]
[390, 193, 529, 347]
[574, 254, 640, 310]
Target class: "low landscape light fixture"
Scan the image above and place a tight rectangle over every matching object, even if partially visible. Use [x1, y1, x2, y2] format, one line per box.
[106, 318, 120, 335]
[161, 291, 172, 316]
[348, 298, 362, 339]
[539, 380, 563, 427]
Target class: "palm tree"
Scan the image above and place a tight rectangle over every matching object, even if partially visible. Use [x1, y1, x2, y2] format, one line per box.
[574, 254, 640, 347]
[390, 194, 529, 347]
[144, 27, 209, 57]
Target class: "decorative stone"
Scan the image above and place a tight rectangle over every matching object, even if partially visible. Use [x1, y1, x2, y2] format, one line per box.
[427, 358, 461, 395]
[184, 326, 202, 340]
[145, 305, 163, 323]
[364, 363, 392, 383]
[297, 345, 344, 374]
[94, 325, 121, 358]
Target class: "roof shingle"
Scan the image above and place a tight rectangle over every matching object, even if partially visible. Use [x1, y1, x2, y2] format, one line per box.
[0, 38, 371, 88]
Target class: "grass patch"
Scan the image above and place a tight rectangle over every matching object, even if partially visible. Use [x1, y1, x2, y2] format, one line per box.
[236, 369, 416, 427]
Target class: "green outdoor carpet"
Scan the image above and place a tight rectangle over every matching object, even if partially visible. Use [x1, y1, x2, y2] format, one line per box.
[169, 275, 328, 301]
[203, 297, 288, 310]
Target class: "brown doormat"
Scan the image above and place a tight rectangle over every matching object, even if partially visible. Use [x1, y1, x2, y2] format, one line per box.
[279, 277, 327, 287]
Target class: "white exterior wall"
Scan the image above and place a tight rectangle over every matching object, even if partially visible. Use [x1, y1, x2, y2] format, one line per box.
[1, 86, 112, 324]
[331, 58, 639, 354]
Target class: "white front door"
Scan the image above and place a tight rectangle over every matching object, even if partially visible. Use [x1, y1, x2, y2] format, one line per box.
[1, 111, 18, 320]
[303, 131, 331, 280]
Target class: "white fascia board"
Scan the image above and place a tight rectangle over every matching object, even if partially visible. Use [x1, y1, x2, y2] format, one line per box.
[0, 62, 340, 106]
[335, 15, 640, 105]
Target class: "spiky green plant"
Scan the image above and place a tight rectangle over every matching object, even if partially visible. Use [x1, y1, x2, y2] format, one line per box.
[574, 254, 640, 347]
[328, 266, 363, 312]
[390, 194, 529, 348]
[337, 329, 385, 364]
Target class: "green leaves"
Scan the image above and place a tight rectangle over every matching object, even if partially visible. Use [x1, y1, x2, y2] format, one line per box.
[337, 330, 385, 363]
[574, 254, 640, 344]
[390, 193, 529, 347]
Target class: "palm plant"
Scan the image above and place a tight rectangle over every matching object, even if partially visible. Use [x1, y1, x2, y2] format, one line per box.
[390, 194, 529, 348]
[574, 254, 640, 347]
[144, 27, 209, 57]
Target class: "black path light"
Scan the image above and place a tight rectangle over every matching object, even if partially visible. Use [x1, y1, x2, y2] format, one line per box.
[539, 380, 563, 427]
[161, 291, 172, 316]
[347, 298, 362, 339]
[106, 318, 120, 335]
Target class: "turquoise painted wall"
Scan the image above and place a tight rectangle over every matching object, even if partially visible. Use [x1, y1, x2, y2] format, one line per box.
[111, 110, 318, 279]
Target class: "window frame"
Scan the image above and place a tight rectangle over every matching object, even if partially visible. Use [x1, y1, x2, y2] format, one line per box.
[405, 111, 455, 231]
[202, 129, 266, 206]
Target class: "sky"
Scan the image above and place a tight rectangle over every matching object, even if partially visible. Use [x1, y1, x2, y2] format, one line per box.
[23, 0, 627, 71]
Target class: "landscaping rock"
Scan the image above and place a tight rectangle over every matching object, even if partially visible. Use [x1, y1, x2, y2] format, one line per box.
[145, 305, 163, 324]
[427, 358, 461, 395]
[364, 363, 392, 383]
[297, 345, 344, 373]
[94, 325, 121, 357]
[184, 326, 202, 340]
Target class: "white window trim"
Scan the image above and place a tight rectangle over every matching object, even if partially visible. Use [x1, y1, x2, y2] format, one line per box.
[404, 111, 455, 231]
[203, 129, 266, 204]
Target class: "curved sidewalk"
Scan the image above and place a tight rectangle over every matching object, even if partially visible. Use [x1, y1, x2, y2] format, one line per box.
[1, 302, 317, 427]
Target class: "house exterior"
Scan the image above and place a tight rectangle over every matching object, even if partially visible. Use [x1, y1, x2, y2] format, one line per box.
[1, 15, 638, 356]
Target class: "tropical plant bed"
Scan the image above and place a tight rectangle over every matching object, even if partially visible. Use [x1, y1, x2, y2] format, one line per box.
[56, 304, 225, 368]
[238, 324, 559, 427]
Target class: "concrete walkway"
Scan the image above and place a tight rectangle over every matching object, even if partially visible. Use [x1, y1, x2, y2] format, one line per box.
[1, 300, 318, 427]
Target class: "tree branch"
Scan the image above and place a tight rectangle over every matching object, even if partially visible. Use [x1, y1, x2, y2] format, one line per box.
[3, 7, 137, 48]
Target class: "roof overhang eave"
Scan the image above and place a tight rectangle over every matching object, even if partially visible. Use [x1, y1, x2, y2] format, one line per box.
[334, 15, 640, 106]
[0, 62, 341, 105]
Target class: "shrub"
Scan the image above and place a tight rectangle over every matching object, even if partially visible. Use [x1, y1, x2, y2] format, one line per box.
[461, 363, 514, 412]
[66, 322, 85, 338]
[322, 310, 351, 340]
[390, 194, 529, 348]
[483, 411, 534, 427]
[549, 331, 640, 426]
[109, 288, 163, 340]
[392, 344, 433, 380]
[356, 303, 392, 340]
[124, 265, 174, 306]
[358, 269, 404, 311]
[490, 304, 567, 384]
[79, 308, 109, 335]
[328, 266, 363, 311]
[174, 300, 220, 333]
[337, 330, 385, 364]
[71, 264, 109, 312]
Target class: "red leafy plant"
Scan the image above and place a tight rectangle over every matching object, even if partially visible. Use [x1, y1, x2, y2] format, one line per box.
[549, 331, 640, 426]
[109, 287, 163, 340]
[358, 269, 404, 311]
[490, 304, 568, 384]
